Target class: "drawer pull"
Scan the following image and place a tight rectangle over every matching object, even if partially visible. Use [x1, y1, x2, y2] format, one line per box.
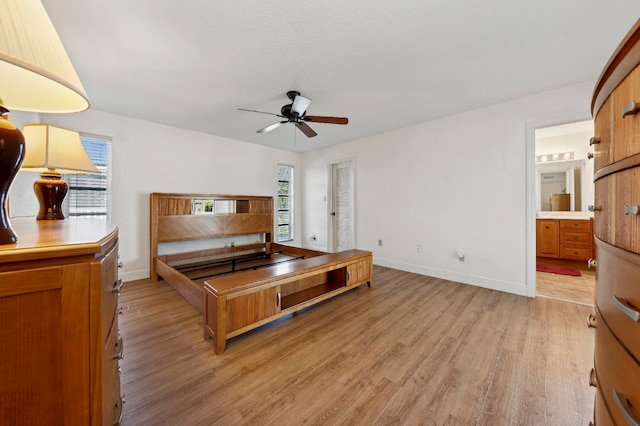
[586, 313, 596, 328]
[347, 270, 351, 282]
[113, 394, 125, 426]
[589, 137, 601, 146]
[112, 279, 123, 294]
[614, 389, 640, 426]
[118, 261, 124, 269]
[622, 101, 640, 118]
[587, 152, 594, 159]
[613, 295, 640, 322]
[276, 292, 281, 307]
[588, 205, 602, 212]
[589, 368, 597, 387]
[113, 335, 124, 360]
[588, 258, 597, 269]
[625, 205, 640, 215]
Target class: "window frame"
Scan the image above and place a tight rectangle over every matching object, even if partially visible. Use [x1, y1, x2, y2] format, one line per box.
[63, 133, 112, 221]
[277, 164, 294, 242]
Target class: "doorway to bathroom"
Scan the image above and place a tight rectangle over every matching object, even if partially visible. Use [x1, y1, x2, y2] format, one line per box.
[533, 120, 596, 305]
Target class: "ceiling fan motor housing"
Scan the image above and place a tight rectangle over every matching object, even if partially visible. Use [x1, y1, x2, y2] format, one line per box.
[281, 104, 294, 119]
[286, 90, 300, 101]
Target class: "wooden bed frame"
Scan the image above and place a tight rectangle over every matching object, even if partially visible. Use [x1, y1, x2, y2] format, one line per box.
[150, 193, 373, 354]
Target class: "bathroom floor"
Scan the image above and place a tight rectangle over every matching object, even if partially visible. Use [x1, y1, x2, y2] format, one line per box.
[536, 268, 595, 306]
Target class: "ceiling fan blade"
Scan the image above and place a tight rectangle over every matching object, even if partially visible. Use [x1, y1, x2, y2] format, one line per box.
[291, 95, 311, 115]
[238, 108, 285, 118]
[257, 121, 287, 133]
[303, 115, 349, 125]
[296, 122, 317, 138]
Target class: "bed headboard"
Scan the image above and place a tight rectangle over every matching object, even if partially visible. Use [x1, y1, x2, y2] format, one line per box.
[150, 193, 273, 280]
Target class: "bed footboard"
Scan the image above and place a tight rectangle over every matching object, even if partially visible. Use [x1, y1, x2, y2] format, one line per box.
[204, 250, 373, 354]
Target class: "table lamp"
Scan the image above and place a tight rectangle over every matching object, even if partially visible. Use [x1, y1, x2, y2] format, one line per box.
[0, 0, 89, 243]
[21, 124, 99, 220]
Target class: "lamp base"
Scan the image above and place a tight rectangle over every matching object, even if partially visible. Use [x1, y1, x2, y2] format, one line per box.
[0, 107, 26, 244]
[34, 171, 68, 220]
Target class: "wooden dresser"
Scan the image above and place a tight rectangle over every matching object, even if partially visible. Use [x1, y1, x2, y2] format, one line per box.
[0, 218, 123, 425]
[589, 19, 640, 425]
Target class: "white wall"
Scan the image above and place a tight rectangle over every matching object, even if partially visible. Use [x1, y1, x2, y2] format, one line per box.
[8, 109, 302, 281]
[301, 81, 595, 296]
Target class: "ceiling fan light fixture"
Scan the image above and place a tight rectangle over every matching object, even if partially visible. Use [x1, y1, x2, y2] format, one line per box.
[291, 95, 311, 116]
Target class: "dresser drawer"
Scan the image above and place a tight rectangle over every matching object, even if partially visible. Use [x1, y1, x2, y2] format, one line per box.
[593, 95, 613, 172]
[595, 239, 640, 359]
[101, 242, 120, 342]
[560, 229, 592, 244]
[559, 244, 593, 261]
[560, 219, 592, 231]
[103, 328, 123, 425]
[594, 175, 615, 245]
[557, 220, 594, 261]
[612, 167, 640, 255]
[613, 64, 640, 162]
[594, 309, 640, 426]
[594, 387, 615, 426]
[111, 375, 124, 425]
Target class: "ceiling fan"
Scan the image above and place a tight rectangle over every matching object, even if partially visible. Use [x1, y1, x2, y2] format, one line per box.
[238, 91, 348, 138]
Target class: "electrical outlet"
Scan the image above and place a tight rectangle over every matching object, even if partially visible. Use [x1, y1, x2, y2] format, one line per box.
[457, 250, 465, 261]
[416, 245, 422, 253]
[378, 239, 383, 246]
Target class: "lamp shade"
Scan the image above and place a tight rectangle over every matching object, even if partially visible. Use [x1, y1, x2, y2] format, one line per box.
[21, 124, 99, 174]
[0, 0, 89, 112]
[291, 95, 311, 116]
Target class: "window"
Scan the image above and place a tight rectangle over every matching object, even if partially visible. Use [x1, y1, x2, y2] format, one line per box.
[64, 134, 111, 220]
[277, 164, 293, 242]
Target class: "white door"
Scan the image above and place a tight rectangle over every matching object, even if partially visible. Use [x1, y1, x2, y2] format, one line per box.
[330, 161, 354, 252]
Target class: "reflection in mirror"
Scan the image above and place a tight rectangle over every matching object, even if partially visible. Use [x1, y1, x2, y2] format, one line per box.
[536, 159, 584, 211]
[191, 199, 236, 214]
[214, 200, 235, 213]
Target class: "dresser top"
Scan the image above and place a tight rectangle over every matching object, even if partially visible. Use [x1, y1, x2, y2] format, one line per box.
[592, 19, 640, 116]
[0, 218, 118, 264]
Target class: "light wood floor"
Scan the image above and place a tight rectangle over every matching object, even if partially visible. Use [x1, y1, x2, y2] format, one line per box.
[118, 266, 595, 425]
[536, 269, 595, 306]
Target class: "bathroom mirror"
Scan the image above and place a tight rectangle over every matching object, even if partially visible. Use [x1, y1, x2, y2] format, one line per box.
[535, 159, 586, 211]
[535, 119, 595, 213]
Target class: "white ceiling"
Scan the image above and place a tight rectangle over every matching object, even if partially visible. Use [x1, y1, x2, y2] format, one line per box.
[41, 1, 640, 153]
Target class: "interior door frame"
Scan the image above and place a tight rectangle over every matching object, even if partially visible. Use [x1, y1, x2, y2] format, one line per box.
[327, 157, 355, 252]
[525, 112, 592, 297]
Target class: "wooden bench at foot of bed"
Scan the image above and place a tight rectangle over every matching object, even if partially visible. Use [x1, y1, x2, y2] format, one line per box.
[204, 249, 373, 354]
